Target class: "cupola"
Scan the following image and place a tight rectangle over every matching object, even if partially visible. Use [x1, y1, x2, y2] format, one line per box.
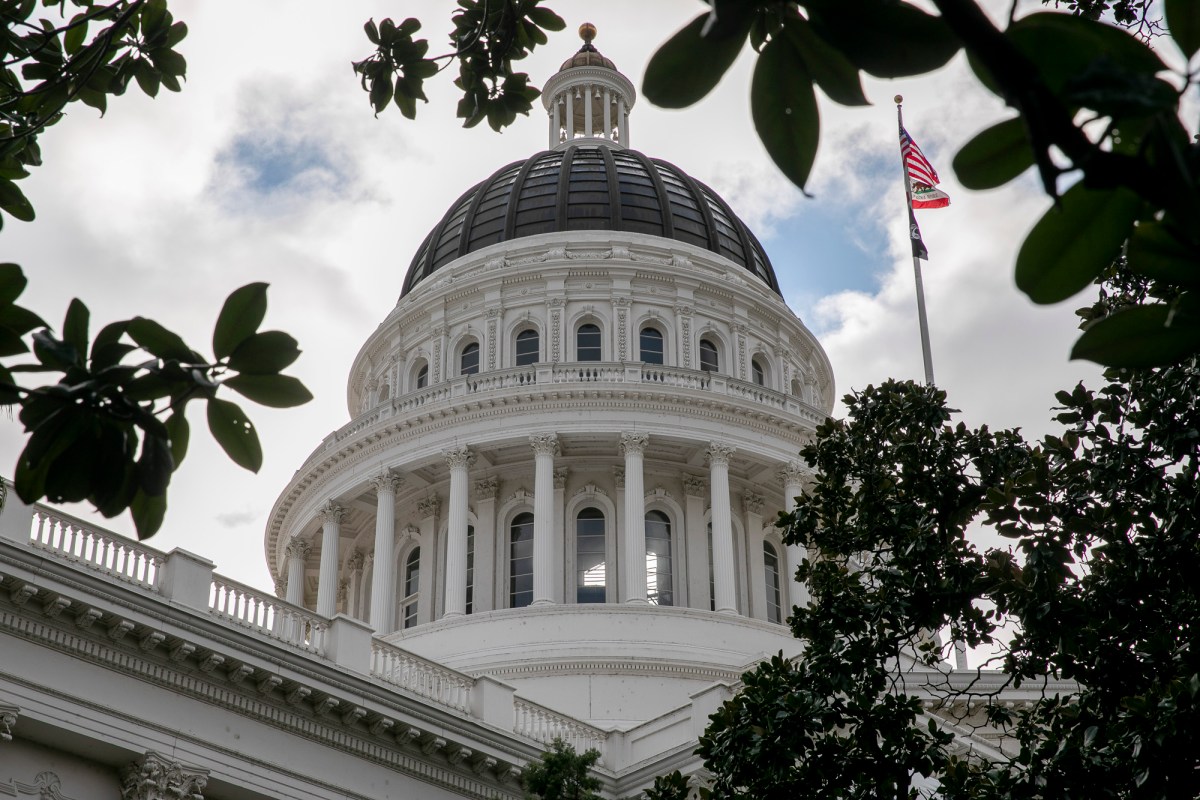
[540, 24, 635, 149]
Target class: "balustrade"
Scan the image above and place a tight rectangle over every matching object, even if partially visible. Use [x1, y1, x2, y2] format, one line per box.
[209, 575, 328, 656]
[514, 698, 608, 760]
[370, 640, 473, 713]
[28, 507, 162, 591]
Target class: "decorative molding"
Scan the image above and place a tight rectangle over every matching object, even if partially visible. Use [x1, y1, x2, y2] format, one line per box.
[0, 703, 16, 741]
[120, 751, 209, 800]
[573, 483, 608, 498]
[528, 433, 559, 457]
[285, 537, 311, 562]
[319, 501, 346, 526]
[612, 467, 625, 491]
[553, 467, 569, 490]
[742, 492, 765, 515]
[443, 446, 476, 470]
[705, 443, 735, 467]
[505, 488, 532, 504]
[777, 460, 809, 488]
[346, 551, 366, 574]
[619, 432, 649, 456]
[682, 475, 708, 498]
[417, 496, 441, 519]
[474, 476, 499, 500]
[0, 770, 79, 800]
[369, 470, 403, 495]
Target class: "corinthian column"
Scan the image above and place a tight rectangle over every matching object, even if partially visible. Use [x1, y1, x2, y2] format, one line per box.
[443, 446, 475, 618]
[315, 502, 345, 618]
[284, 537, 310, 607]
[369, 470, 403, 632]
[707, 443, 738, 615]
[529, 433, 559, 606]
[121, 751, 209, 800]
[621, 432, 650, 604]
[779, 460, 811, 609]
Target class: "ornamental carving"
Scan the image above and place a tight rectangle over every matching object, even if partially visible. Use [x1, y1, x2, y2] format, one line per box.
[529, 433, 560, 457]
[274, 578, 287, 597]
[487, 318, 498, 369]
[369, 470, 403, 495]
[742, 492, 765, 515]
[612, 466, 625, 490]
[120, 751, 209, 800]
[778, 460, 810, 489]
[554, 467, 569, 490]
[475, 476, 499, 500]
[417, 496, 441, 519]
[284, 537, 311, 561]
[346, 550, 365, 573]
[706, 443, 735, 466]
[318, 501, 345, 526]
[617, 307, 628, 360]
[619, 432, 649, 456]
[0, 704, 16, 741]
[443, 446, 475, 470]
[550, 308, 562, 361]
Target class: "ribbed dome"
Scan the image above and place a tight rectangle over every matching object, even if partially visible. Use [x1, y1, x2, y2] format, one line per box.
[402, 147, 781, 297]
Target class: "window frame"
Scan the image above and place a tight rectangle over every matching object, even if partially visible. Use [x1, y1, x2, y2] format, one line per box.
[639, 326, 665, 365]
[514, 328, 541, 367]
[699, 338, 720, 373]
[576, 322, 603, 362]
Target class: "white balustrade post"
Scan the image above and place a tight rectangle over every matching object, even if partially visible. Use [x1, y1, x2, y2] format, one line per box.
[707, 443, 738, 615]
[443, 446, 474, 618]
[529, 433, 559, 606]
[316, 502, 345, 618]
[620, 433, 649, 604]
[370, 471, 403, 632]
[779, 461, 811, 609]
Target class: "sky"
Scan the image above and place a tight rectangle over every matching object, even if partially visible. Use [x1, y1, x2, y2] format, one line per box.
[3, 1, 1187, 593]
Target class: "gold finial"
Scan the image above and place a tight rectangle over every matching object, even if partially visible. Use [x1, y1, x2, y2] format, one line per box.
[894, 94, 904, 104]
[579, 22, 597, 44]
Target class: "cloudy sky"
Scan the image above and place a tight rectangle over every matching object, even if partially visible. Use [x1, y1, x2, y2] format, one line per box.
[5, 1, 1182, 592]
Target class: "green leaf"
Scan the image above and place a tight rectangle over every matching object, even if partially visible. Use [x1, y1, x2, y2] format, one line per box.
[1126, 221, 1200, 287]
[134, 59, 160, 97]
[0, 263, 28, 306]
[643, 13, 749, 109]
[63, 12, 88, 55]
[212, 282, 268, 359]
[165, 410, 190, 468]
[953, 118, 1034, 190]
[127, 316, 201, 362]
[31, 329, 79, 369]
[150, 47, 186, 78]
[0, 178, 35, 222]
[1166, 0, 1200, 59]
[136, 432, 173, 495]
[1072, 304, 1200, 367]
[227, 330, 300, 374]
[130, 486, 167, 539]
[751, 34, 819, 191]
[224, 374, 313, 408]
[206, 397, 262, 472]
[807, 1, 960, 79]
[525, 6, 565, 32]
[90, 320, 130, 369]
[784, 16, 868, 107]
[1016, 184, 1141, 304]
[61, 298, 89, 357]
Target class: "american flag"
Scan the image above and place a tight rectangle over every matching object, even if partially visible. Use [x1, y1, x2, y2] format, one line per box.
[900, 127, 950, 209]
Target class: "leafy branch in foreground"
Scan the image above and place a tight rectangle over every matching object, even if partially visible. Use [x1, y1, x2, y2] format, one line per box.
[521, 738, 601, 800]
[0, 268, 311, 539]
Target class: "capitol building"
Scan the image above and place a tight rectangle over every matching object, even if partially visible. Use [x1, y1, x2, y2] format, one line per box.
[0, 29, 1033, 800]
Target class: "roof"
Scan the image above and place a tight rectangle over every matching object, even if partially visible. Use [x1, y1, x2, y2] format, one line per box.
[401, 147, 781, 297]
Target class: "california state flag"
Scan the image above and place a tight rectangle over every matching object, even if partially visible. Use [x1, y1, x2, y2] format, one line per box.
[911, 181, 951, 209]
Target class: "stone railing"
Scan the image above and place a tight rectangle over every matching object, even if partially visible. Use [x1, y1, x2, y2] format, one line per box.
[370, 639, 473, 713]
[514, 697, 608, 756]
[209, 574, 328, 656]
[27, 506, 162, 592]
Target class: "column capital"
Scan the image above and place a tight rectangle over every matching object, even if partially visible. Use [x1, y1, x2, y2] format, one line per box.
[475, 476, 499, 500]
[619, 432, 649, 456]
[529, 432, 560, 457]
[443, 446, 476, 470]
[337, 581, 348, 605]
[285, 537, 311, 561]
[612, 466, 625, 490]
[554, 467, 569, 490]
[777, 460, 811, 486]
[417, 495, 441, 519]
[742, 491, 765, 515]
[682, 474, 708, 497]
[346, 550, 365, 573]
[706, 443, 735, 466]
[0, 703, 17, 742]
[369, 470, 403, 494]
[120, 751, 209, 800]
[319, 501, 346, 526]
[273, 578, 287, 598]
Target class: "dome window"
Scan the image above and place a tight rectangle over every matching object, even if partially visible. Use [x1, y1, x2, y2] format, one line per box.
[401, 548, 421, 629]
[465, 525, 475, 615]
[509, 512, 535, 608]
[646, 510, 673, 606]
[460, 342, 480, 376]
[752, 358, 766, 387]
[764, 542, 783, 625]
[577, 323, 602, 362]
[699, 339, 719, 373]
[575, 507, 608, 604]
[640, 327, 664, 365]
[515, 329, 540, 367]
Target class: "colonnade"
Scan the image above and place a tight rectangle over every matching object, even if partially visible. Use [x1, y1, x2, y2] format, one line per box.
[280, 436, 813, 632]
[547, 82, 629, 147]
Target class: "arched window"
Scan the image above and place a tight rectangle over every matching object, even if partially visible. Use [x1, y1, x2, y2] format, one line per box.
[752, 358, 766, 386]
[640, 327, 664, 365]
[401, 548, 421, 629]
[699, 339, 719, 372]
[764, 542, 783, 624]
[416, 363, 429, 389]
[460, 342, 480, 375]
[515, 329, 540, 366]
[790, 377, 802, 397]
[466, 524, 475, 615]
[576, 507, 607, 603]
[510, 512, 535, 608]
[577, 323, 602, 362]
[645, 510, 673, 606]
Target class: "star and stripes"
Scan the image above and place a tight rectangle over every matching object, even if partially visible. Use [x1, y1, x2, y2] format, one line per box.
[900, 126, 951, 210]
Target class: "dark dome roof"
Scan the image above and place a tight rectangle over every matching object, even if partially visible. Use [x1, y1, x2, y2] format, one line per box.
[402, 147, 781, 297]
[559, 43, 615, 71]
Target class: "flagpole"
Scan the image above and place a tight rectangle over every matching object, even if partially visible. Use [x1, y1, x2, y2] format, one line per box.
[895, 96, 936, 387]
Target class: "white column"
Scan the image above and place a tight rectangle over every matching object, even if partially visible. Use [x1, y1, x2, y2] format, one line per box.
[565, 90, 574, 140]
[707, 443, 737, 615]
[315, 502, 345, 618]
[284, 537, 309, 606]
[369, 471, 402, 632]
[345, 551, 365, 618]
[683, 475, 708, 609]
[621, 433, 649, 604]
[550, 94, 560, 147]
[603, 89, 612, 140]
[743, 492, 766, 619]
[618, 97, 628, 146]
[443, 446, 474, 618]
[530, 433, 559, 606]
[584, 84, 593, 137]
[779, 461, 811, 609]
[473, 476, 499, 612]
